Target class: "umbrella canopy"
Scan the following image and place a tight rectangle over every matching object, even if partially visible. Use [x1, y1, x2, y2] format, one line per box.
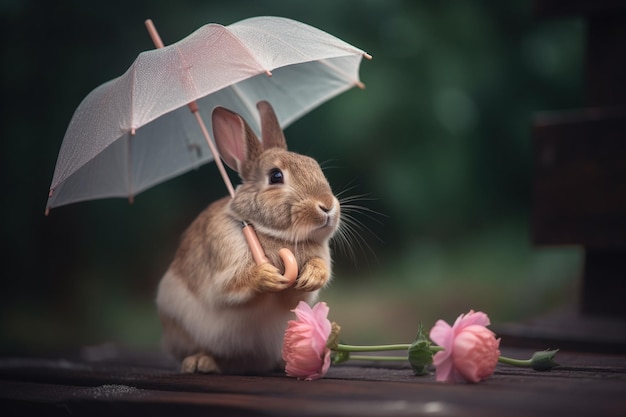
[45, 16, 370, 212]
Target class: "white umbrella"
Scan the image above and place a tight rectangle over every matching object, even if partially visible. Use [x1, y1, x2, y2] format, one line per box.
[46, 16, 370, 211]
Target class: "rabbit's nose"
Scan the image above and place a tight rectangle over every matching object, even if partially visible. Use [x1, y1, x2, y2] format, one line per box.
[317, 194, 335, 214]
[318, 203, 331, 213]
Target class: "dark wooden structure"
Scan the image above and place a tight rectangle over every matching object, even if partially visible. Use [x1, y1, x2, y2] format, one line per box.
[491, 0, 626, 366]
[531, 0, 626, 317]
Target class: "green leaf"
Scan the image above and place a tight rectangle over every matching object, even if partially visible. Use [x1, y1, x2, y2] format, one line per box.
[408, 323, 434, 376]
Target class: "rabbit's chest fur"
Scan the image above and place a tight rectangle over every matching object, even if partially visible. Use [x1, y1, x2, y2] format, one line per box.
[157, 268, 300, 357]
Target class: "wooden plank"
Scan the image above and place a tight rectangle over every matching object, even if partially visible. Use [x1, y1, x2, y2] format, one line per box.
[494, 306, 626, 352]
[531, 108, 626, 248]
[1, 347, 625, 416]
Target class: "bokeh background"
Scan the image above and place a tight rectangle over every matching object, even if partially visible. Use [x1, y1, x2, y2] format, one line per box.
[1, 0, 584, 353]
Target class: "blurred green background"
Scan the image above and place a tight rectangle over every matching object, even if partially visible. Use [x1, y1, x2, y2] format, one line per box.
[1, 0, 584, 353]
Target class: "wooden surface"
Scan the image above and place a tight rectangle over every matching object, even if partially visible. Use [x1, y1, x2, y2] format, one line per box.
[1, 344, 625, 417]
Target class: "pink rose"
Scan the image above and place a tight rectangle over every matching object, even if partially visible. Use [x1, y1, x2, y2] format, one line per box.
[429, 310, 501, 383]
[282, 301, 332, 380]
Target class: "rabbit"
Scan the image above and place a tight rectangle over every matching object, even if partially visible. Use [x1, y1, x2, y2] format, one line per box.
[156, 100, 341, 374]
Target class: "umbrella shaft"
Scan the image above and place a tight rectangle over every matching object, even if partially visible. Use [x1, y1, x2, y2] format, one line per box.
[190, 107, 236, 198]
[242, 222, 270, 264]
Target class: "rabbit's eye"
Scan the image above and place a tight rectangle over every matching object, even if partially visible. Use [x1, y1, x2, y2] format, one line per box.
[269, 168, 284, 184]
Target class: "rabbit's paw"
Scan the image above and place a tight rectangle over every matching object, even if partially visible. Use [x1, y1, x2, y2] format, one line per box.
[181, 353, 221, 374]
[255, 262, 294, 292]
[295, 257, 329, 292]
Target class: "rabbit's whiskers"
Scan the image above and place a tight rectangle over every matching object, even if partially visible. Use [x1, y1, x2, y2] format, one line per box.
[334, 193, 385, 268]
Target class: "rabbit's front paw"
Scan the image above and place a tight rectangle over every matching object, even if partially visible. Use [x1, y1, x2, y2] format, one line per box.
[255, 262, 294, 292]
[295, 257, 329, 292]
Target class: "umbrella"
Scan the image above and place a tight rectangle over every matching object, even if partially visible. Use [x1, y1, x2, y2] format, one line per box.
[46, 16, 370, 211]
[45, 16, 370, 278]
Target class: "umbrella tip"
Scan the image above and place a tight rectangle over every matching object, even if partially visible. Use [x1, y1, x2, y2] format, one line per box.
[44, 207, 50, 216]
[145, 18, 165, 49]
[363, 52, 373, 60]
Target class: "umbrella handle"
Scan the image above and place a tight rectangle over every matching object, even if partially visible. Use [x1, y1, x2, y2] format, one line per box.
[242, 224, 298, 285]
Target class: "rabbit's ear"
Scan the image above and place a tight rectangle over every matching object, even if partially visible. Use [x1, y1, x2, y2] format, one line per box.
[212, 106, 263, 173]
[257, 101, 287, 150]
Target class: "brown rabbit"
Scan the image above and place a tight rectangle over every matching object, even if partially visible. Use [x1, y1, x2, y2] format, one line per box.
[156, 101, 340, 374]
